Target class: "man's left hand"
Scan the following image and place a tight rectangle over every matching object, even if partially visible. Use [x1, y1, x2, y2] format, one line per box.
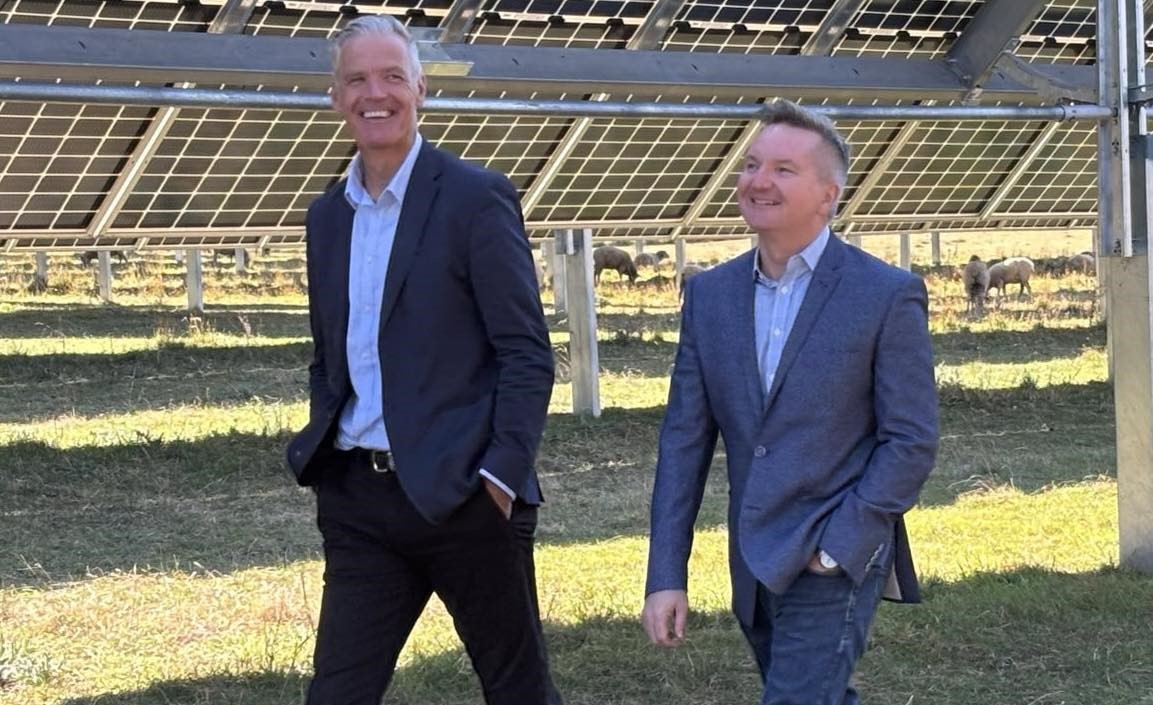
[483, 477, 513, 519]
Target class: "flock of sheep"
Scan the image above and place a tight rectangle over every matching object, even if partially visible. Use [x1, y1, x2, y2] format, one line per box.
[534, 245, 710, 293]
[961, 252, 1096, 315]
[538, 244, 1098, 317]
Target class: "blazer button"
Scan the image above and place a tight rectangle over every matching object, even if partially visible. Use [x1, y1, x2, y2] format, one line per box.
[754, 445, 767, 458]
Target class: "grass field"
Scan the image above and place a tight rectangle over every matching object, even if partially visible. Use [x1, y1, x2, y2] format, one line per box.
[1, 232, 1148, 705]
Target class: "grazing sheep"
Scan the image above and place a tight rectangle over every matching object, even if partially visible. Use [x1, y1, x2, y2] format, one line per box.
[77, 250, 128, 267]
[634, 250, 671, 269]
[961, 255, 990, 316]
[987, 256, 1034, 302]
[634, 252, 658, 269]
[635, 251, 669, 268]
[1040, 255, 1069, 275]
[678, 263, 708, 298]
[1066, 252, 1095, 275]
[534, 256, 548, 291]
[593, 246, 638, 284]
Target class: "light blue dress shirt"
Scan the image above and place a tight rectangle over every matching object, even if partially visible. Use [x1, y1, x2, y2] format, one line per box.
[332, 136, 515, 500]
[753, 227, 830, 397]
[334, 135, 423, 452]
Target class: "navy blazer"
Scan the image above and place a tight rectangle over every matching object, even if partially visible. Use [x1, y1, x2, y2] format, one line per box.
[286, 141, 555, 524]
[645, 236, 939, 624]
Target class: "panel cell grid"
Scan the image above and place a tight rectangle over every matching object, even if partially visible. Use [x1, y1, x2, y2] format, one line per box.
[467, 16, 632, 47]
[662, 0, 832, 54]
[0, 101, 154, 230]
[113, 109, 352, 230]
[421, 113, 574, 191]
[856, 120, 1051, 219]
[1017, 1, 1095, 64]
[1, 0, 215, 31]
[832, 0, 980, 59]
[245, 3, 444, 38]
[995, 123, 1097, 218]
[528, 114, 746, 223]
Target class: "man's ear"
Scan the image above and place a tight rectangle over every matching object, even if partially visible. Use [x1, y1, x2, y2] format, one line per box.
[415, 73, 428, 108]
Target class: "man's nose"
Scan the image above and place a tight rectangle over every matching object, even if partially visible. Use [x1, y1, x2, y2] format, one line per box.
[747, 167, 774, 188]
[365, 76, 387, 97]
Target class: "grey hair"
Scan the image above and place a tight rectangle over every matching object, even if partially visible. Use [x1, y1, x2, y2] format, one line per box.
[759, 99, 851, 196]
[331, 15, 423, 82]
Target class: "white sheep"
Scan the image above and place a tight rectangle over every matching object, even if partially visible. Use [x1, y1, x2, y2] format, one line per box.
[987, 256, 1034, 302]
[961, 255, 990, 316]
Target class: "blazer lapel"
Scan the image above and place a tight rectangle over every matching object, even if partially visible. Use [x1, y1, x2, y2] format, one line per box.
[730, 250, 766, 415]
[329, 188, 354, 352]
[379, 142, 440, 329]
[762, 235, 846, 415]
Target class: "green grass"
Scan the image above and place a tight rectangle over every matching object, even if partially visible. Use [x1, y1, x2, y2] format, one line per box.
[1, 239, 1148, 705]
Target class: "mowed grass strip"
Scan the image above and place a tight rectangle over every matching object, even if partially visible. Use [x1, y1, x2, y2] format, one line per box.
[0, 482, 1134, 705]
[3, 239, 1146, 704]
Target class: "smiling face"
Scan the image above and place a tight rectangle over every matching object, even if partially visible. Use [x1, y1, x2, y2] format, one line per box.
[736, 123, 841, 241]
[330, 31, 426, 161]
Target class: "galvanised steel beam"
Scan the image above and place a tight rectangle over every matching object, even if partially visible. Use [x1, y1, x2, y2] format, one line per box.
[438, 0, 483, 43]
[521, 0, 687, 215]
[946, 0, 1048, 100]
[671, 0, 869, 237]
[0, 24, 1095, 101]
[85, 0, 258, 240]
[1100, 0, 1153, 576]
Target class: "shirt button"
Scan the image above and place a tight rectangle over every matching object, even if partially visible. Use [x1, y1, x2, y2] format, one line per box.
[754, 445, 768, 458]
[773, 328, 782, 337]
[781, 286, 789, 294]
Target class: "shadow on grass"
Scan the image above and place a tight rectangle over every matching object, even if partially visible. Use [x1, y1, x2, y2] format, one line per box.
[0, 303, 308, 340]
[0, 406, 720, 588]
[0, 375, 1117, 588]
[931, 322, 1105, 366]
[49, 567, 1153, 705]
[0, 340, 312, 423]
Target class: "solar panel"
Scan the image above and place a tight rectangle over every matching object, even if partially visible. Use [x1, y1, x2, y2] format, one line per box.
[0, 0, 1118, 247]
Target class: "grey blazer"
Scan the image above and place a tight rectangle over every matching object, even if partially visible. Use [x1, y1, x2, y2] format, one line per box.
[645, 236, 939, 624]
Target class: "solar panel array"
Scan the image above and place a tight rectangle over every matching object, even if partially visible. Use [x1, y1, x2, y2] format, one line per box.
[0, 0, 1110, 249]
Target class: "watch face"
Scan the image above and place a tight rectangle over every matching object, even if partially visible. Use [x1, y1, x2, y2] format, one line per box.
[819, 552, 838, 570]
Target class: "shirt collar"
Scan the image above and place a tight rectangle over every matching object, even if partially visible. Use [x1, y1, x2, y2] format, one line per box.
[344, 133, 424, 209]
[753, 226, 831, 283]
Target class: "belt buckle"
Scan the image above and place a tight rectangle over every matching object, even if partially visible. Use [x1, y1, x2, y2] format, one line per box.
[370, 450, 392, 473]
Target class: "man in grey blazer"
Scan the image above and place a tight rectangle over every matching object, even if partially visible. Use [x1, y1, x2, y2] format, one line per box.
[642, 100, 938, 705]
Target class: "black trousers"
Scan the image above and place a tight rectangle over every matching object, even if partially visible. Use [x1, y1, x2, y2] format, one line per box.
[306, 454, 562, 705]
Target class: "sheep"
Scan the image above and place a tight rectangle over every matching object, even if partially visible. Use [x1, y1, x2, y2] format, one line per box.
[592, 246, 638, 284]
[534, 256, 548, 291]
[986, 256, 1034, 302]
[77, 250, 128, 267]
[961, 255, 990, 316]
[678, 263, 708, 298]
[634, 250, 670, 269]
[1066, 252, 1095, 275]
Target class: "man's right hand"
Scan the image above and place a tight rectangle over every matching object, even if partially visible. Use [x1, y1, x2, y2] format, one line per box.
[641, 589, 689, 647]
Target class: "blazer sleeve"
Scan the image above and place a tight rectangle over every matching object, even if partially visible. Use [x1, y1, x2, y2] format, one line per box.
[645, 278, 720, 595]
[466, 174, 555, 491]
[819, 274, 939, 584]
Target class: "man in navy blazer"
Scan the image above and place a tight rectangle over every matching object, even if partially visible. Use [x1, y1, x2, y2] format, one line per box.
[642, 100, 938, 704]
[285, 15, 560, 705]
